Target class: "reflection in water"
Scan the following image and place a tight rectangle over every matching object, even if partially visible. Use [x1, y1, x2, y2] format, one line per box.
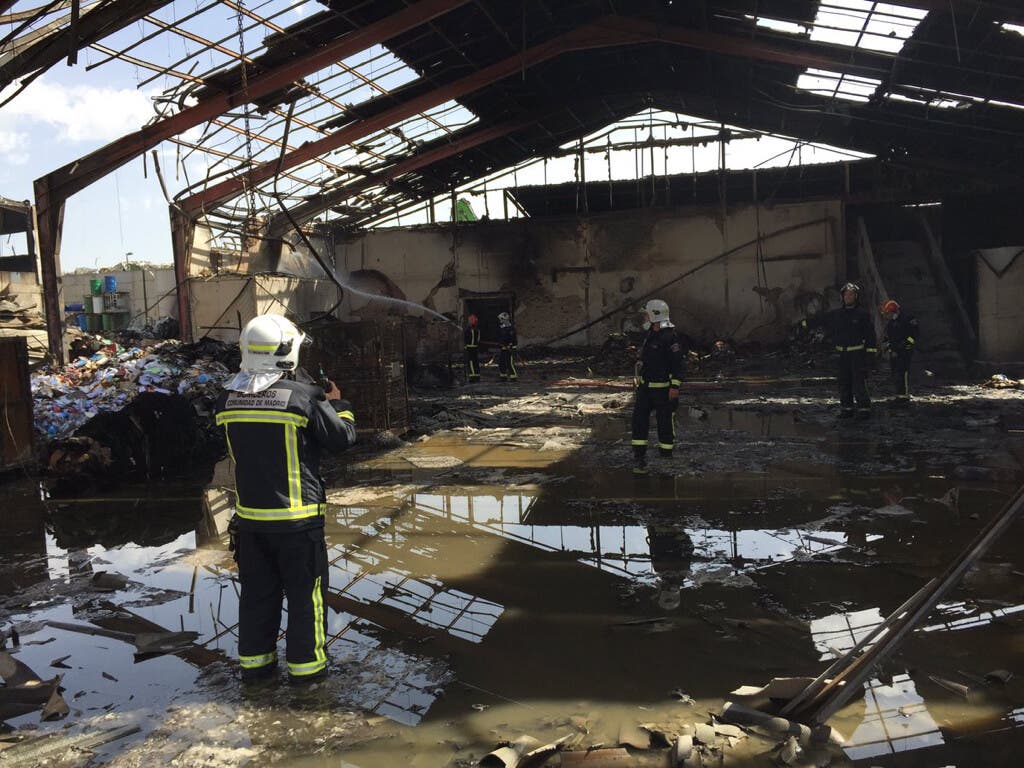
[1, 487, 450, 732]
[406, 490, 874, 586]
[810, 609, 945, 760]
[921, 600, 1024, 633]
[844, 674, 945, 761]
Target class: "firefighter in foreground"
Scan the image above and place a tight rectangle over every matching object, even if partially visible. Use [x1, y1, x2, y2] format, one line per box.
[881, 299, 919, 406]
[631, 299, 685, 475]
[215, 314, 356, 684]
[801, 282, 877, 418]
[498, 311, 518, 381]
[464, 313, 481, 383]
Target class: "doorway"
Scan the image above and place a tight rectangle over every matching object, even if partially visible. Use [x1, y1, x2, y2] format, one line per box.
[462, 294, 513, 350]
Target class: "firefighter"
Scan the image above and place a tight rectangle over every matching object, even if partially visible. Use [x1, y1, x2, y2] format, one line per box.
[801, 282, 878, 419]
[881, 299, 919, 406]
[497, 311, 518, 382]
[215, 314, 356, 684]
[464, 313, 481, 383]
[631, 299, 685, 475]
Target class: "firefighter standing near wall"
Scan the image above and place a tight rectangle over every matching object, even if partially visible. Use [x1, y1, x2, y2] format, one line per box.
[801, 282, 878, 419]
[215, 314, 356, 685]
[631, 299, 685, 475]
[881, 299, 919, 407]
[498, 311, 518, 382]
[464, 314, 481, 383]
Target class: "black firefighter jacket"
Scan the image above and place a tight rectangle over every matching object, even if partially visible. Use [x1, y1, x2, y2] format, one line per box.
[885, 314, 919, 353]
[215, 379, 356, 531]
[804, 306, 877, 352]
[638, 326, 686, 388]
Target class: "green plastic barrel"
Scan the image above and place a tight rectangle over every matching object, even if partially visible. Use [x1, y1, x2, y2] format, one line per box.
[89, 278, 103, 295]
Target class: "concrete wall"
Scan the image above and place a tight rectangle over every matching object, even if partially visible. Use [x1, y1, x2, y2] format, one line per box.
[333, 201, 843, 347]
[62, 268, 178, 324]
[189, 275, 343, 342]
[977, 247, 1024, 362]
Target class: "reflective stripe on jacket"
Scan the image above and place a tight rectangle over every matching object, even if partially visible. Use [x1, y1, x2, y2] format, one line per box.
[215, 379, 356, 530]
[638, 326, 685, 388]
[805, 306, 877, 352]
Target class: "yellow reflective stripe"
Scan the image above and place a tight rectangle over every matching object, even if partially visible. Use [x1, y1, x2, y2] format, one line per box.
[312, 576, 326, 667]
[246, 343, 279, 352]
[866, 347, 877, 353]
[835, 344, 865, 352]
[236, 503, 325, 521]
[906, 336, 915, 344]
[670, 378, 681, 386]
[285, 424, 301, 510]
[631, 439, 648, 446]
[647, 381, 671, 388]
[216, 410, 309, 428]
[239, 651, 276, 669]
[658, 442, 674, 451]
[336, 410, 354, 422]
[288, 658, 327, 676]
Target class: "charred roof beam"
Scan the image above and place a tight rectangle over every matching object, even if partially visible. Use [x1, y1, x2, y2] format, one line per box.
[178, 13, 900, 215]
[0, 0, 174, 89]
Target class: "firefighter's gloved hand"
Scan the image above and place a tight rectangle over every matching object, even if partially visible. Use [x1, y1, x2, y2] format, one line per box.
[668, 387, 680, 402]
[324, 380, 342, 401]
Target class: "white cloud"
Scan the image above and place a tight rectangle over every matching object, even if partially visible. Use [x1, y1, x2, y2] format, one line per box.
[2, 79, 156, 143]
[0, 129, 29, 164]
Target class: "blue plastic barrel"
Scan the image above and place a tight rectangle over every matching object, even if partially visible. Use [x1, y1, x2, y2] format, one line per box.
[103, 275, 117, 293]
[76, 314, 89, 331]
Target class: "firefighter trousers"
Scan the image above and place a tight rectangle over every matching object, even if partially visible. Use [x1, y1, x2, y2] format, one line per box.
[236, 526, 329, 681]
[838, 351, 871, 413]
[891, 351, 912, 400]
[631, 385, 676, 456]
[465, 347, 480, 382]
[499, 347, 517, 380]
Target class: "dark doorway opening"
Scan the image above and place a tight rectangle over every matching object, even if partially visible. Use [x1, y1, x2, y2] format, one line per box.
[463, 294, 513, 350]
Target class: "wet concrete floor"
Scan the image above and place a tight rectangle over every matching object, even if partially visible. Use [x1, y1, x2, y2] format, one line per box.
[3, 378, 1024, 767]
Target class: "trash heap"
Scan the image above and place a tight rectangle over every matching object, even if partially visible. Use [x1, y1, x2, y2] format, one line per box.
[31, 337, 235, 440]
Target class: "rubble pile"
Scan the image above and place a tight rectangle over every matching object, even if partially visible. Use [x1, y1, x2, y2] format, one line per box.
[31, 337, 236, 440]
[0, 284, 45, 330]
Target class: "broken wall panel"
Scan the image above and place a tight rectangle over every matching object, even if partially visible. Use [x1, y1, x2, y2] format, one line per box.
[976, 247, 1024, 362]
[331, 200, 842, 351]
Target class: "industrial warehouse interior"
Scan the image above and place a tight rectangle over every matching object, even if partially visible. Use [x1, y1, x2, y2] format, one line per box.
[2, 0, 1024, 766]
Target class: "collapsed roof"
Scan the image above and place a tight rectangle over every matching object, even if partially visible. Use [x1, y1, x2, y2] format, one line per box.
[4, 0, 1023, 239]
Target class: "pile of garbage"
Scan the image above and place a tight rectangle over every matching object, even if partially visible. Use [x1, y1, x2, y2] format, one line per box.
[32, 337, 236, 440]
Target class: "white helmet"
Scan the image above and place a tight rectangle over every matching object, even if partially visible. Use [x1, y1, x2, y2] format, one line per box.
[498, 311, 511, 325]
[643, 299, 671, 330]
[226, 314, 306, 393]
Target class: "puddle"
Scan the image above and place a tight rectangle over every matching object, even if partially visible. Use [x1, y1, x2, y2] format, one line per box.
[2, 420, 1023, 766]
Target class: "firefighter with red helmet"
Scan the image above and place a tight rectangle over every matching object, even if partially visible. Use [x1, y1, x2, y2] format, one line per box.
[881, 299, 919, 406]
